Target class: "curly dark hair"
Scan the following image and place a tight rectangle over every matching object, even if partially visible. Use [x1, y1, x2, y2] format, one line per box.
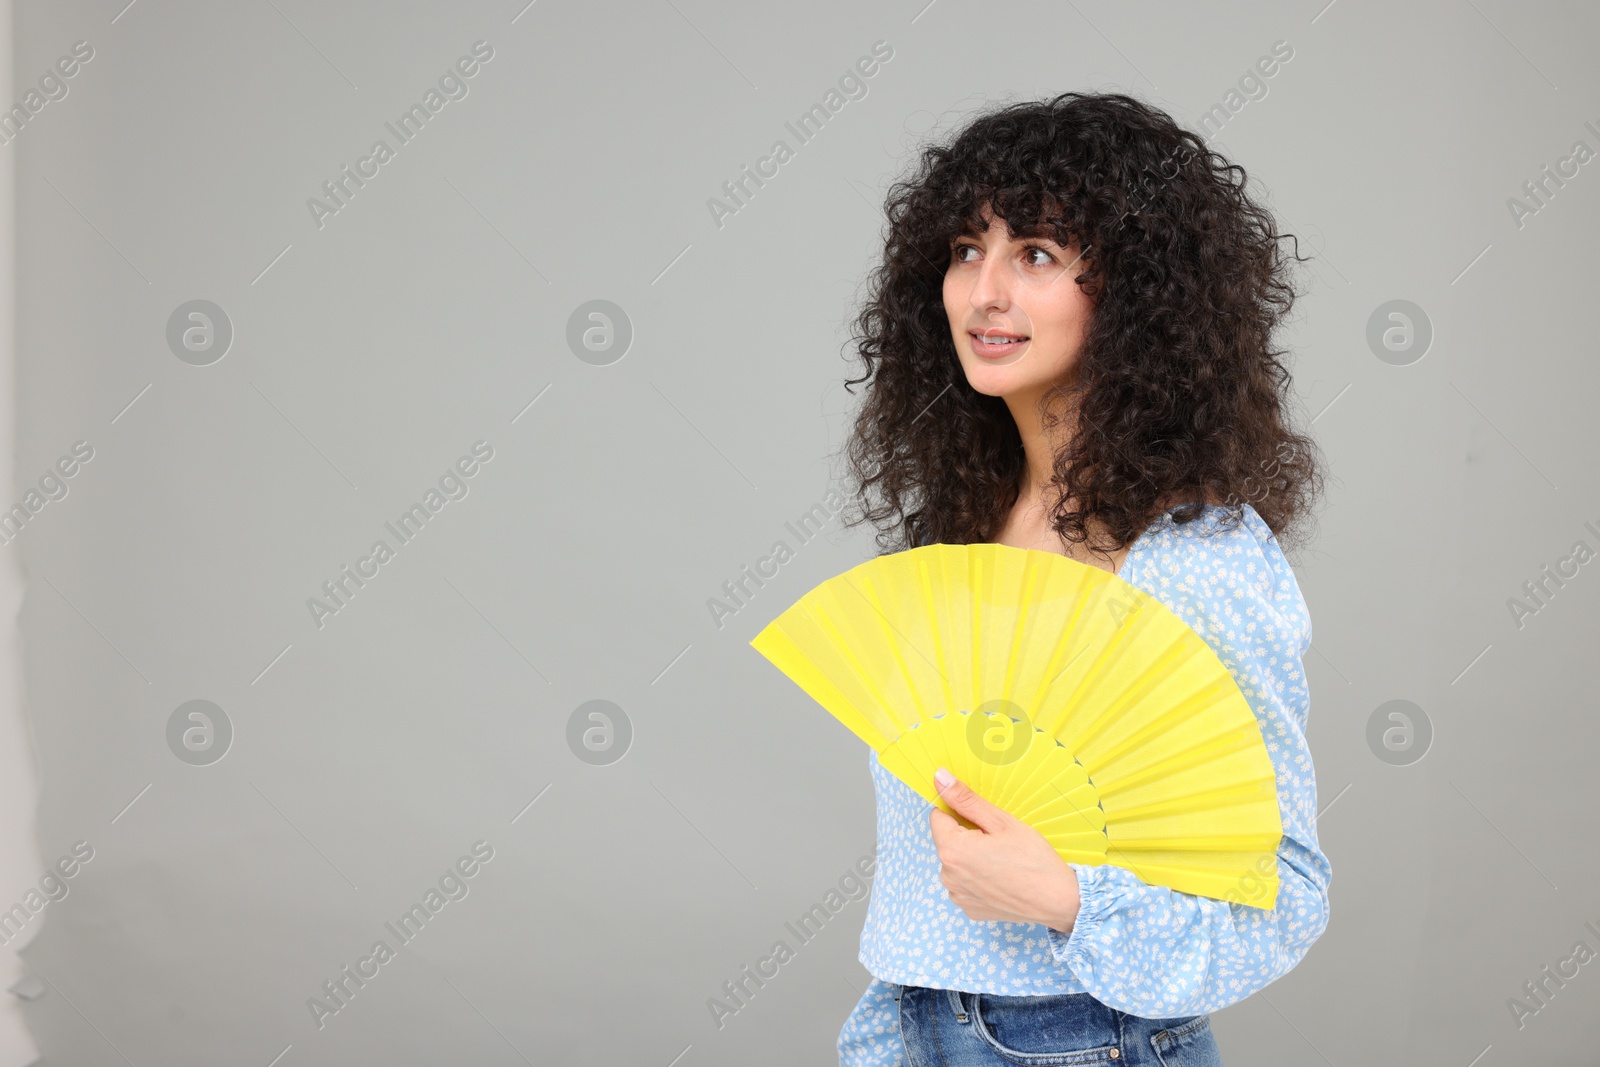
[835, 90, 1324, 560]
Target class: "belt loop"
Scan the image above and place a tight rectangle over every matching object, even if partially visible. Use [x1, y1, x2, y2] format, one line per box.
[946, 987, 969, 1024]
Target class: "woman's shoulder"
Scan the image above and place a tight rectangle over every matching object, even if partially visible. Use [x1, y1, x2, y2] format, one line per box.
[1130, 501, 1311, 653]
[1138, 500, 1287, 570]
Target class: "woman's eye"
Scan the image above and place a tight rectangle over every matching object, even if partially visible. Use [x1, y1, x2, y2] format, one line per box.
[950, 243, 1059, 266]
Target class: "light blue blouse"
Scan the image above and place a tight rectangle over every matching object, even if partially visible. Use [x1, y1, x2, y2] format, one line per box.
[839, 503, 1332, 1065]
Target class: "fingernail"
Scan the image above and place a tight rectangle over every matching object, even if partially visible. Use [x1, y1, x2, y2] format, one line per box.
[934, 767, 954, 790]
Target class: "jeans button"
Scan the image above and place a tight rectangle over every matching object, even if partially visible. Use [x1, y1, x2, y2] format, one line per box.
[1109, 1051, 1120, 1060]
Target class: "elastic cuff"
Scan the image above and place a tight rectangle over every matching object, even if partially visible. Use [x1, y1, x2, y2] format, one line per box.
[1047, 862, 1112, 964]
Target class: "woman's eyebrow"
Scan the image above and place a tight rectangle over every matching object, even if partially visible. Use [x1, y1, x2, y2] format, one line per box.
[1011, 222, 1068, 244]
[950, 226, 1061, 245]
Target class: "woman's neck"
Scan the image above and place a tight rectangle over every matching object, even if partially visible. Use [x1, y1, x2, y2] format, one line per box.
[1007, 383, 1074, 502]
[997, 392, 1135, 572]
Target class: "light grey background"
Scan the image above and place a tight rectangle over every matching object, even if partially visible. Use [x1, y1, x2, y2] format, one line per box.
[6, 0, 1599, 1064]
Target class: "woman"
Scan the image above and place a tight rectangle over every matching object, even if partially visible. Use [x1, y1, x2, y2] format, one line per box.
[832, 92, 1332, 1066]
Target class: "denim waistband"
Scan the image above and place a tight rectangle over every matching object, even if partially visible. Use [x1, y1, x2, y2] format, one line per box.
[887, 982, 1223, 1066]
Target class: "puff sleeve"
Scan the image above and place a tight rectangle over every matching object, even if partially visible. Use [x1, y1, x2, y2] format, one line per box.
[1042, 513, 1332, 1016]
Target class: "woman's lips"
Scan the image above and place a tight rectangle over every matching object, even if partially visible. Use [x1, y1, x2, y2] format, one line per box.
[970, 332, 1030, 359]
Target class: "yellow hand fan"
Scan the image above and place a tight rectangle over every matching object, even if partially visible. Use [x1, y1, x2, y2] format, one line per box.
[749, 542, 1283, 909]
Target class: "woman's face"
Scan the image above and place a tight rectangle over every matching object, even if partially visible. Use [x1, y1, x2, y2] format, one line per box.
[942, 203, 1094, 401]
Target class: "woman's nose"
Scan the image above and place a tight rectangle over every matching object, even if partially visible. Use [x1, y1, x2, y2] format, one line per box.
[968, 255, 1012, 310]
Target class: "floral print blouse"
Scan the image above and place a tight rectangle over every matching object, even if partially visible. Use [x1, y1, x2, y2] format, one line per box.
[839, 503, 1332, 1065]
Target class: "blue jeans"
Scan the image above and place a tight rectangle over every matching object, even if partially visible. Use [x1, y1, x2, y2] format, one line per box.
[843, 980, 1223, 1066]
